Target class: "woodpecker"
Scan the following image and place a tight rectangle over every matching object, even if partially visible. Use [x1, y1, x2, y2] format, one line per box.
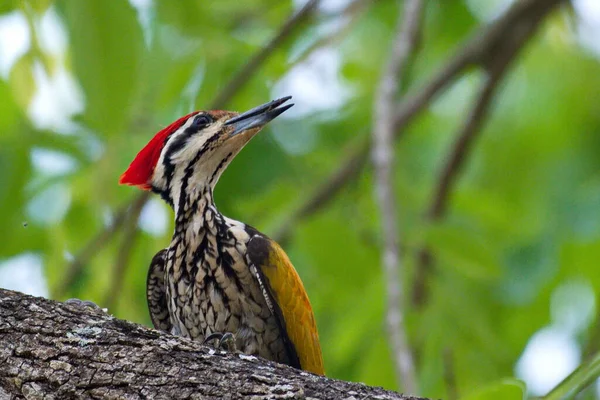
[119, 97, 324, 375]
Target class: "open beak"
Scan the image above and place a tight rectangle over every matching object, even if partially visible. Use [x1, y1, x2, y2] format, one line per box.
[225, 96, 294, 136]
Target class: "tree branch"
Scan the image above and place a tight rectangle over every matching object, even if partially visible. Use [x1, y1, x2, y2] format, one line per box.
[371, 0, 425, 393]
[411, 69, 507, 307]
[0, 288, 426, 400]
[272, 137, 370, 244]
[411, 0, 565, 308]
[271, 0, 566, 245]
[210, 0, 321, 109]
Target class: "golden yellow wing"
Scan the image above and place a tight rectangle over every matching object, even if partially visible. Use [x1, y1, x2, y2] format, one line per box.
[247, 235, 324, 375]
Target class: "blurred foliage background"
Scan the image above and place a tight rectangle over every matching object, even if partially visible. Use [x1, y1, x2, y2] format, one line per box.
[0, 0, 600, 399]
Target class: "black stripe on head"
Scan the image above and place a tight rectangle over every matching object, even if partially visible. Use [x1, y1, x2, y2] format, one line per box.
[162, 112, 213, 191]
[164, 133, 189, 163]
[164, 113, 211, 159]
[176, 132, 222, 212]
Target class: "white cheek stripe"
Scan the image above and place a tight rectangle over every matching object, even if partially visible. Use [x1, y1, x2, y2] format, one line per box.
[151, 118, 226, 195]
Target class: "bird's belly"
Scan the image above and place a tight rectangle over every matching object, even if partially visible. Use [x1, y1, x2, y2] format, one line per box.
[167, 258, 291, 365]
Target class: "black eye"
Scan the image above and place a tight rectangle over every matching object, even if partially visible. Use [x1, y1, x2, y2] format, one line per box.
[192, 114, 211, 129]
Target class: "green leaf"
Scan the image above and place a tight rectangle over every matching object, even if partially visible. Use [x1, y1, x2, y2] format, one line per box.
[424, 222, 502, 281]
[26, 0, 52, 14]
[0, 1, 17, 14]
[57, 0, 144, 133]
[0, 76, 21, 130]
[8, 53, 35, 110]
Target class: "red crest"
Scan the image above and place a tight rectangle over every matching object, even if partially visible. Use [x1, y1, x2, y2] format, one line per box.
[119, 112, 197, 190]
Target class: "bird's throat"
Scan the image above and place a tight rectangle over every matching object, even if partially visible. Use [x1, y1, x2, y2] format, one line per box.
[170, 185, 229, 281]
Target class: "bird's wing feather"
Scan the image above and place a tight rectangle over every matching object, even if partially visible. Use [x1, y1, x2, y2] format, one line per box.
[146, 249, 172, 332]
[247, 235, 324, 375]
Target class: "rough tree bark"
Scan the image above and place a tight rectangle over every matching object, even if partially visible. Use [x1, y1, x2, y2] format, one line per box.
[0, 289, 427, 400]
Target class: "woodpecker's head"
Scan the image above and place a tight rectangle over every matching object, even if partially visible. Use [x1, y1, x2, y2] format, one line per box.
[120, 96, 293, 208]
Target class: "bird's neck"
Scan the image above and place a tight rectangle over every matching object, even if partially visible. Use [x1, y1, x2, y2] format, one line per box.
[173, 184, 225, 237]
[168, 184, 236, 281]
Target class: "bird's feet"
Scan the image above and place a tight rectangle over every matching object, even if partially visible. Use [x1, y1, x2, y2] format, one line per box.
[203, 332, 237, 352]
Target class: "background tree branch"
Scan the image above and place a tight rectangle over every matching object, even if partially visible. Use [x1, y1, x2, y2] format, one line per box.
[371, 0, 425, 393]
[272, 0, 567, 245]
[411, 0, 565, 308]
[0, 288, 425, 400]
[210, 0, 321, 109]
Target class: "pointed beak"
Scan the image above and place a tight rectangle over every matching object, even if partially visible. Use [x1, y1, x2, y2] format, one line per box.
[225, 96, 294, 136]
